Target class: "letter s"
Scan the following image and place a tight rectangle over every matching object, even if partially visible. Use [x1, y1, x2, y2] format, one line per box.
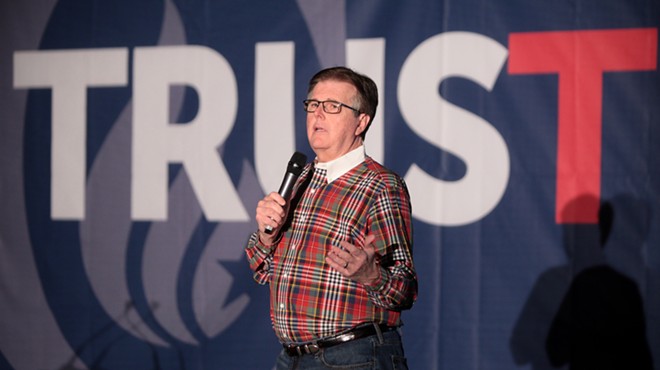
[398, 32, 509, 226]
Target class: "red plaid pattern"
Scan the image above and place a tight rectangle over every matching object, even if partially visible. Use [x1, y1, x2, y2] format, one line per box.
[246, 157, 417, 343]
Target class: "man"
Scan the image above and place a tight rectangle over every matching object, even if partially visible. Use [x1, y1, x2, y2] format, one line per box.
[245, 66, 417, 369]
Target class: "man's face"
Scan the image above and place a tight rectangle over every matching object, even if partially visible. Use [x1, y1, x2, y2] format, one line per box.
[306, 80, 368, 162]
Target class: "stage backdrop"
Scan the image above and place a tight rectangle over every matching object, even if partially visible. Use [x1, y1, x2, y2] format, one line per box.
[1, 0, 659, 369]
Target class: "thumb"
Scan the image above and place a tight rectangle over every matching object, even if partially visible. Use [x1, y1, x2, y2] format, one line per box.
[363, 234, 376, 250]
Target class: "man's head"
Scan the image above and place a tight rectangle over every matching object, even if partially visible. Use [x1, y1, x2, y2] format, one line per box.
[305, 67, 378, 162]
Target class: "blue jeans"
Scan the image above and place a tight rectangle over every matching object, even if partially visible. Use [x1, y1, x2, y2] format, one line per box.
[275, 328, 409, 369]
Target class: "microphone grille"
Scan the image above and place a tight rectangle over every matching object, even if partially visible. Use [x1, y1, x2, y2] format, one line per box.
[288, 151, 307, 175]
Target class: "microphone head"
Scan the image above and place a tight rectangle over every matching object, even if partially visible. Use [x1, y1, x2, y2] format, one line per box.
[287, 151, 307, 176]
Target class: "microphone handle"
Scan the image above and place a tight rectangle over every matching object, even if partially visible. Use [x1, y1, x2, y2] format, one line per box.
[278, 172, 297, 200]
[264, 172, 298, 234]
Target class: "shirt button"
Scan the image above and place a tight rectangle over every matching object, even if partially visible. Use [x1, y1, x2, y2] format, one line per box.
[310, 188, 316, 194]
[279, 303, 285, 309]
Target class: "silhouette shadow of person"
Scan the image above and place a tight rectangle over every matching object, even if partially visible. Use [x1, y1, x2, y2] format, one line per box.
[511, 194, 603, 370]
[546, 194, 654, 369]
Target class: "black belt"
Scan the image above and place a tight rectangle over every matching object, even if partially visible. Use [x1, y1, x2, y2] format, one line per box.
[283, 324, 396, 357]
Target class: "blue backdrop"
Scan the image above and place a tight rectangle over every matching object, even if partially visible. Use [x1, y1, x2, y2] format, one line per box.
[1, 0, 659, 369]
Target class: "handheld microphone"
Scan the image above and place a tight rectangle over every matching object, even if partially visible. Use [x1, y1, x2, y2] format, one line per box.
[264, 151, 308, 234]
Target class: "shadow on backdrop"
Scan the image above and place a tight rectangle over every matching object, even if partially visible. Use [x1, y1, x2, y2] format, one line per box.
[511, 194, 654, 370]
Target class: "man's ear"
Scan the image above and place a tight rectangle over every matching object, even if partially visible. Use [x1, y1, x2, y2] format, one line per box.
[355, 113, 370, 136]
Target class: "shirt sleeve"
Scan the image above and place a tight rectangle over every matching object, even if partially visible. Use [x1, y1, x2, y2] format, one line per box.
[363, 177, 417, 310]
[245, 231, 276, 285]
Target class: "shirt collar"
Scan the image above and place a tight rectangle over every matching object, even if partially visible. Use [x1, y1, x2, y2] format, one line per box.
[315, 146, 366, 183]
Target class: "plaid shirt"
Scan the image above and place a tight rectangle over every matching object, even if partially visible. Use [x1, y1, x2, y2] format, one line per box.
[246, 151, 417, 344]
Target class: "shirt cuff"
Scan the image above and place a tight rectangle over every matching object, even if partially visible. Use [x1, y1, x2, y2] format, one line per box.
[248, 231, 278, 255]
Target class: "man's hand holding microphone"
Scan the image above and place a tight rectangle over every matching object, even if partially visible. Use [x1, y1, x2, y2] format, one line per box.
[256, 152, 307, 246]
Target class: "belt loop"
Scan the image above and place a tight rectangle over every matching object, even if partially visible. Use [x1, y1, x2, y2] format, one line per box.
[373, 322, 384, 344]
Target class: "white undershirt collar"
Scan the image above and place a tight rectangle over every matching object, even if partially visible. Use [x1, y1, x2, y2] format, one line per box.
[314, 146, 366, 183]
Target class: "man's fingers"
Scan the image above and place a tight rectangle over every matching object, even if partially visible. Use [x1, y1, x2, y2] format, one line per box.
[256, 192, 289, 234]
[266, 191, 286, 206]
[338, 235, 377, 257]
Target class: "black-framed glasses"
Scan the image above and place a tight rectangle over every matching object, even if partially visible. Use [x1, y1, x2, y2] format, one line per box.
[303, 99, 360, 114]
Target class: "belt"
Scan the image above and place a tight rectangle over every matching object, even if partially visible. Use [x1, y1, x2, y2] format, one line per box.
[283, 324, 396, 357]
